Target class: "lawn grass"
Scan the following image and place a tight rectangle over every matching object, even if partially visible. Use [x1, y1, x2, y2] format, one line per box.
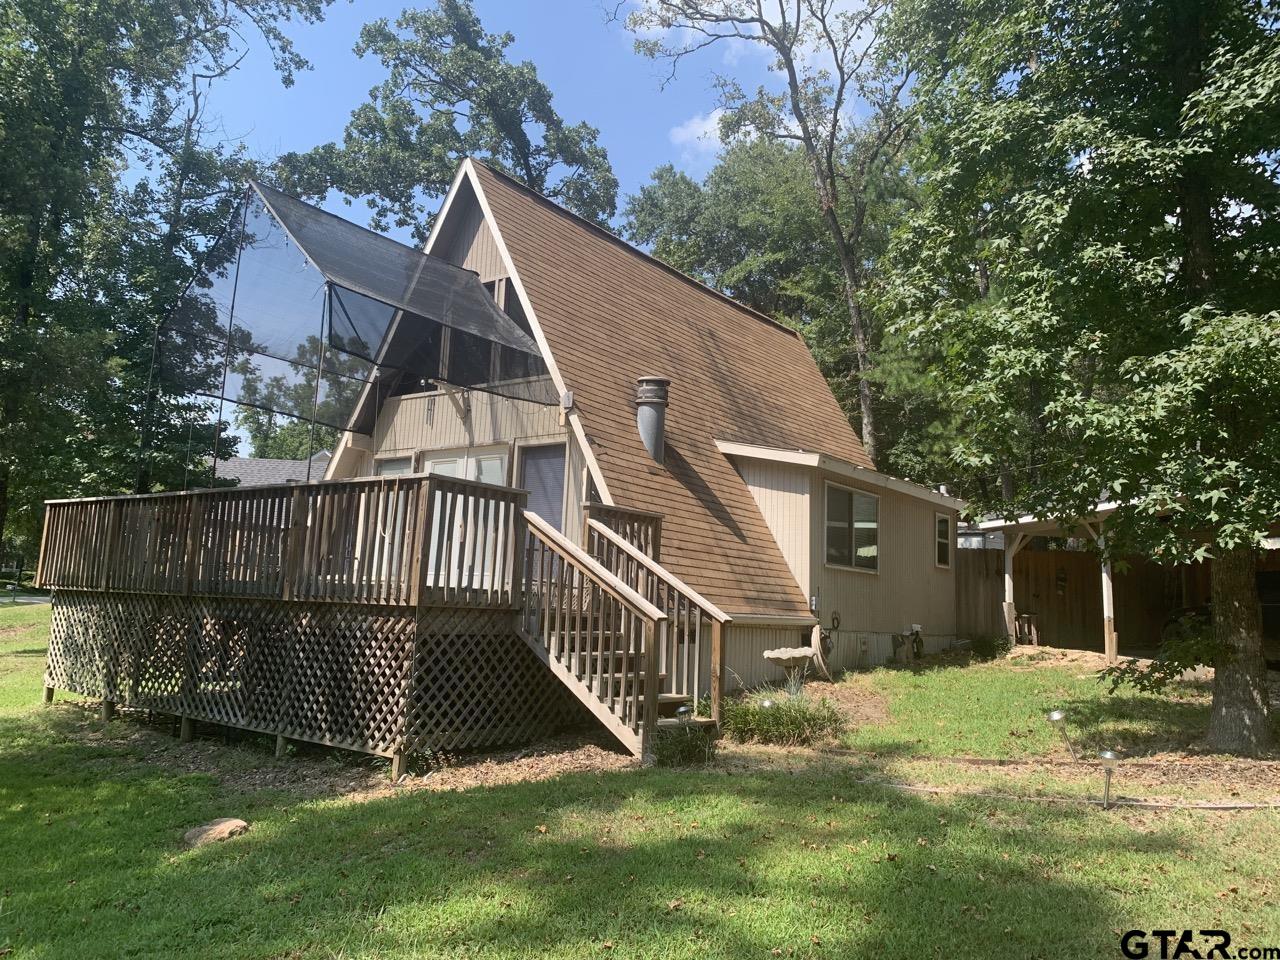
[839, 653, 1215, 760]
[3, 605, 1278, 959]
[0, 603, 51, 714]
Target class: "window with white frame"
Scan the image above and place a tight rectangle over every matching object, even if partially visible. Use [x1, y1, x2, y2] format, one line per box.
[935, 512, 952, 568]
[825, 483, 879, 571]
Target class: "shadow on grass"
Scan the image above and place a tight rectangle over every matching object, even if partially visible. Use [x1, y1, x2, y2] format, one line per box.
[1060, 689, 1211, 756]
[0, 708, 1197, 960]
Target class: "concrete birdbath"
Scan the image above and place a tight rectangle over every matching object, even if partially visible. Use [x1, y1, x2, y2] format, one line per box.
[763, 646, 816, 695]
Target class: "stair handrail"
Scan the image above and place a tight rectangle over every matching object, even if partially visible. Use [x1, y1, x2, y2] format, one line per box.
[585, 518, 731, 625]
[523, 511, 666, 624]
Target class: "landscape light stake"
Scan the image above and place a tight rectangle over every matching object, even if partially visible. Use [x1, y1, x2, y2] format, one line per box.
[1098, 750, 1121, 809]
[1046, 709, 1078, 760]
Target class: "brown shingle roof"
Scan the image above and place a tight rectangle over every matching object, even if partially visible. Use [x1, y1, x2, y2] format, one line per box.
[470, 162, 872, 617]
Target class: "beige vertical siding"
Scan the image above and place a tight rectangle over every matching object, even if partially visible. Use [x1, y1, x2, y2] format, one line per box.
[720, 623, 812, 692]
[435, 181, 507, 280]
[372, 391, 564, 461]
[736, 459, 810, 593]
[563, 434, 589, 545]
[811, 472, 958, 640]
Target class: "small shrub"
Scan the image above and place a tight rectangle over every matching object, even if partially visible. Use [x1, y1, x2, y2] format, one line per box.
[1099, 612, 1218, 693]
[968, 634, 1013, 661]
[720, 689, 844, 746]
[653, 724, 717, 766]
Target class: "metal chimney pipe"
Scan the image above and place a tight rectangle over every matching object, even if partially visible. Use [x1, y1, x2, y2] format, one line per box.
[635, 376, 670, 464]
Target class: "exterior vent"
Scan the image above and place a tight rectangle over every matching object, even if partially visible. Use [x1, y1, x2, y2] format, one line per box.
[635, 376, 670, 464]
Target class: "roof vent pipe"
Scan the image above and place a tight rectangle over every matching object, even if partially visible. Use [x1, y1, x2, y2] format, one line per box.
[636, 376, 670, 465]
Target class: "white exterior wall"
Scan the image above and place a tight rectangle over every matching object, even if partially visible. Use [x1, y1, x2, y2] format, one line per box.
[720, 623, 813, 692]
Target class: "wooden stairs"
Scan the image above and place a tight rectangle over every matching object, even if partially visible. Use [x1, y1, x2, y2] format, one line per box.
[518, 510, 725, 759]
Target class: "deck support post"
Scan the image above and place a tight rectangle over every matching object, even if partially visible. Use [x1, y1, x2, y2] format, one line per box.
[390, 749, 408, 781]
[99, 700, 116, 723]
[710, 620, 724, 725]
[274, 734, 288, 759]
[42, 685, 54, 705]
[179, 716, 194, 742]
[638, 619, 660, 766]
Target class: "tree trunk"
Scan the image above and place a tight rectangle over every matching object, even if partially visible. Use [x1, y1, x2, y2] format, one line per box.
[1206, 543, 1272, 755]
[0, 462, 9, 547]
[844, 281, 877, 463]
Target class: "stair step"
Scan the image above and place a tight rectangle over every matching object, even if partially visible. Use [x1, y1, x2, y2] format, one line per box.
[656, 716, 718, 729]
[658, 693, 693, 704]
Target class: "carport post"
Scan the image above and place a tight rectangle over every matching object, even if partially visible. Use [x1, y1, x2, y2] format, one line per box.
[1099, 536, 1117, 664]
[1084, 523, 1118, 664]
[1003, 532, 1028, 641]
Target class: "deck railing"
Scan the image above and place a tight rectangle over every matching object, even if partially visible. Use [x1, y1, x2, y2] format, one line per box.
[521, 510, 667, 757]
[582, 502, 663, 560]
[584, 518, 729, 722]
[37, 474, 528, 608]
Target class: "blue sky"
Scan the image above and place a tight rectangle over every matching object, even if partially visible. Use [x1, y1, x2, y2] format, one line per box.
[210, 0, 772, 239]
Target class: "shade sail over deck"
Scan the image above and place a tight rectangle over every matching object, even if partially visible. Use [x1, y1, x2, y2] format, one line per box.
[251, 181, 538, 357]
[155, 181, 554, 448]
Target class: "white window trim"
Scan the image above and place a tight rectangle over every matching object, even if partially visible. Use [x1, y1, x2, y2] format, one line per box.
[372, 454, 415, 477]
[824, 480, 880, 575]
[515, 439, 569, 519]
[935, 511, 953, 569]
[416, 443, 512, 485]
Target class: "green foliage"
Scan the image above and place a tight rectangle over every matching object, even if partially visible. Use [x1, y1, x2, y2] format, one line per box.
[628, 0, 919, 462]
[652, 723, 718, 767]
[0, 0, 333, 551]
[1099, 614, 1220, 695]
[720, 689, 844, 746]
[885, 0, 1278, 749]
[623, 138, 960, 482]
[967, 634, 1013, 662]
[276, 0, 617, 239]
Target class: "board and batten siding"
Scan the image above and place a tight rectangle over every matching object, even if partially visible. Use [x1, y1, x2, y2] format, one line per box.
[372, 391, 564, 461]
[720, 624, 813, 692]
[434, 178, 506, 281]
[811, 473, 958, 665]
[736, 459, 811, 594]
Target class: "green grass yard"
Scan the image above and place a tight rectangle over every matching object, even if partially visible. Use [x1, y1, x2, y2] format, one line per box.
[2, 605, 1278, 959]
[840, 650, 1217, 759]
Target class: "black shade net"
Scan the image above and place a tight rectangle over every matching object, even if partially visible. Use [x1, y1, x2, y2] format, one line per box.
[157, 182, 558, 439]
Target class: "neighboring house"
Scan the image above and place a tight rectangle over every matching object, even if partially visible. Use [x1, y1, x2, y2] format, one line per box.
[220, 451, 330, 487]
[327, 159, 962, 685]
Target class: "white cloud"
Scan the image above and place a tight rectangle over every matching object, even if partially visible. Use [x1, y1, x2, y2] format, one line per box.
[669, 108, 725, 171]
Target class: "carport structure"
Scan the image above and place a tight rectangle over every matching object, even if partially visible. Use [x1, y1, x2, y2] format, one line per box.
[977, 505, 1123, 662]
[975, 508, 1280, 666]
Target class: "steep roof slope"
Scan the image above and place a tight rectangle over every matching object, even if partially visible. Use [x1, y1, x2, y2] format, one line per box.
[470, 162, 872, 617]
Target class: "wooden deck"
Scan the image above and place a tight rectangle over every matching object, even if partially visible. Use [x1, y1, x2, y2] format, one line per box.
[36, 476, 724, 766]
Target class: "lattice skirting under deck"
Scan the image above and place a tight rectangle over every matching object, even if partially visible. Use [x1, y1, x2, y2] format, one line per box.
[46, 590, 579, 759]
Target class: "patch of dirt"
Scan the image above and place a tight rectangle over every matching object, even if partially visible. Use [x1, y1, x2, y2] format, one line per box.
[401, 734, 635, 795]
[57, 700, 634, 802]
[801, 675, 890, 731]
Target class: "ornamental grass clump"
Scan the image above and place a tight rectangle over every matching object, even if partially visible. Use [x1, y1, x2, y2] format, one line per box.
[720, 688, 844, 747]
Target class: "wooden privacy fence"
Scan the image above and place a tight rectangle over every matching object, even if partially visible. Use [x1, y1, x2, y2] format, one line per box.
[37, 475, 580, 768]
